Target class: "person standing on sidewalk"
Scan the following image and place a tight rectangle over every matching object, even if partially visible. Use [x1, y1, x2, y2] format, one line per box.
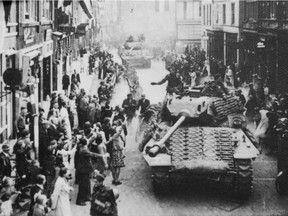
[15, 107, 28, 137]
[51, 167, 73, 216]
[71, 70, 80, 85]
[76, 138, 107, 206]
[77, 90, 89, 129]
[62, 72, 70, 96]
[137, 94, 150, 116]
[122, 93, 137, 123]
[0, 144, 11, 183]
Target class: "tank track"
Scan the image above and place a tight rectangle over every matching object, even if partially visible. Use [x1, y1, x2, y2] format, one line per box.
[138, 106, 162, 152]
[151, 167, 171, 192]
[233, 159, 253, 199]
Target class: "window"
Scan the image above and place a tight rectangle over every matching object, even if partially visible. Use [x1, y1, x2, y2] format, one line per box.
[206, 5, 208, 25]
[277, 1, 288, 20]
[155, 0, 159, 12]
[24, 0, 39, 21]
[24, 0, 30, 19]
[199, 1, 201, 17]
[209, 4, 211, 25]
[184, 1, 187, 20]
[177, 1, 184, 20]
[245, 1, 257, 21]
[216, 4, 219, 24]
[42, 0, 52, 20]
[231, 3, 235, 24]
[223, 4, 226, 24]
[186, 2, 194, 20]
[164, 0, 169, 12]
[203, 5, 206, 25]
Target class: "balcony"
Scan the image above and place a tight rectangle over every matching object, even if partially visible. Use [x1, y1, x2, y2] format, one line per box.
[258, 19, 288, 30]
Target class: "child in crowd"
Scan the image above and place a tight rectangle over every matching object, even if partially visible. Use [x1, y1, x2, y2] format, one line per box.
[32, 194, 49, 216]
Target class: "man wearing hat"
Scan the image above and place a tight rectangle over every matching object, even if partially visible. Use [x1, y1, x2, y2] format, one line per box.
[90, 172, 118, 216]
[15, 107, 28, 137]
[0, 143, 12, 182]
[122, 93, 137, 122]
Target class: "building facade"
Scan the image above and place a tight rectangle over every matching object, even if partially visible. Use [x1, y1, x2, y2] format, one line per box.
[0, 0, 100, 149]
[0, 0, 18, 142]
[201, 0, 288, 93]
[241, 0, 288, 93]
[110, 0, 176, 49]
[176, 0, 202, 47]
[201, 0, 242, 66]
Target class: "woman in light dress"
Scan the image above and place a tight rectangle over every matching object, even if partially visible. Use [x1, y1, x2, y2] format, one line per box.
[58, 98, 72, 140]
[51, 167, 73, 216]
[224, 65, 234, 87]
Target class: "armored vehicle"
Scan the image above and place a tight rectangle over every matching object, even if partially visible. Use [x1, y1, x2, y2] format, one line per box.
[120, 37, 153, 69]
[138, 83, 259, 199]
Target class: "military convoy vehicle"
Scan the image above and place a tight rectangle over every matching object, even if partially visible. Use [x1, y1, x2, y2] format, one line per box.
[138, 83, 259, 199]
[120, 36, 153, 69]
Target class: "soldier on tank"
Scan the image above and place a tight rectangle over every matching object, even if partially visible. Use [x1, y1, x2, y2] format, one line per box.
[150, 67, 183, 94]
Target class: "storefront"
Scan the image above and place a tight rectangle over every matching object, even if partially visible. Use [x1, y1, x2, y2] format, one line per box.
[19, 44, 43, 151]
[241, 31, 277, 93]
[225, 33, 237, 66]
[207, 30, 224, 61]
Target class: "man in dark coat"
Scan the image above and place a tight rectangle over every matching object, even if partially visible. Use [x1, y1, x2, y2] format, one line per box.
[0, 144, 12, 182]
[77, 91, 89, 129]
[38, 120, 51, 167]
[62, 72, 70, 96]
[137, 94, 150, 116]
[15, 107, 28, 137]
[122, 93, 137, 122]
[13, 129, 32, 187]
[76, 138, 105, 206]
[71, 69, 81, 84]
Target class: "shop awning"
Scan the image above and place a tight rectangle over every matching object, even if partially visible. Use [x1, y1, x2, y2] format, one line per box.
[24, 50, 40, 59]
[76, 23, 89, 36]
[52, 31, 64, 38]
[79, 0, 93, 19]
[5, 48, 17, 56]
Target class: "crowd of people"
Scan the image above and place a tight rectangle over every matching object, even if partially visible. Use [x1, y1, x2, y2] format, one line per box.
[1, 41, 288, 215]
[0, 47, 152, 216]
[163, 44, 288, 175]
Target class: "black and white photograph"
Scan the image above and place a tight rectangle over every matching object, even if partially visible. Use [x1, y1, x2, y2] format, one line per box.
[0, 0, 288, 215]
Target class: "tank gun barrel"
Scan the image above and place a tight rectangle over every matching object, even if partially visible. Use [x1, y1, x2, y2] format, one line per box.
[148, 110, 191, 157]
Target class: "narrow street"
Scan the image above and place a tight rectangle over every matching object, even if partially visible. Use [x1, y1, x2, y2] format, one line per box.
[2, 1, 288, 216]
[66, 61, 288, 216]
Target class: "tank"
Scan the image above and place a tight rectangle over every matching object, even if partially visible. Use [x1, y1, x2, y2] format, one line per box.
[138, 84, 259, 199]
[120, 37, 153, 69]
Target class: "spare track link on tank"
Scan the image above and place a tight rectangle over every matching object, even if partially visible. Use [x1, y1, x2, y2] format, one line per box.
[169, 128, 235, 167]
[233, 159, 253, 199]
